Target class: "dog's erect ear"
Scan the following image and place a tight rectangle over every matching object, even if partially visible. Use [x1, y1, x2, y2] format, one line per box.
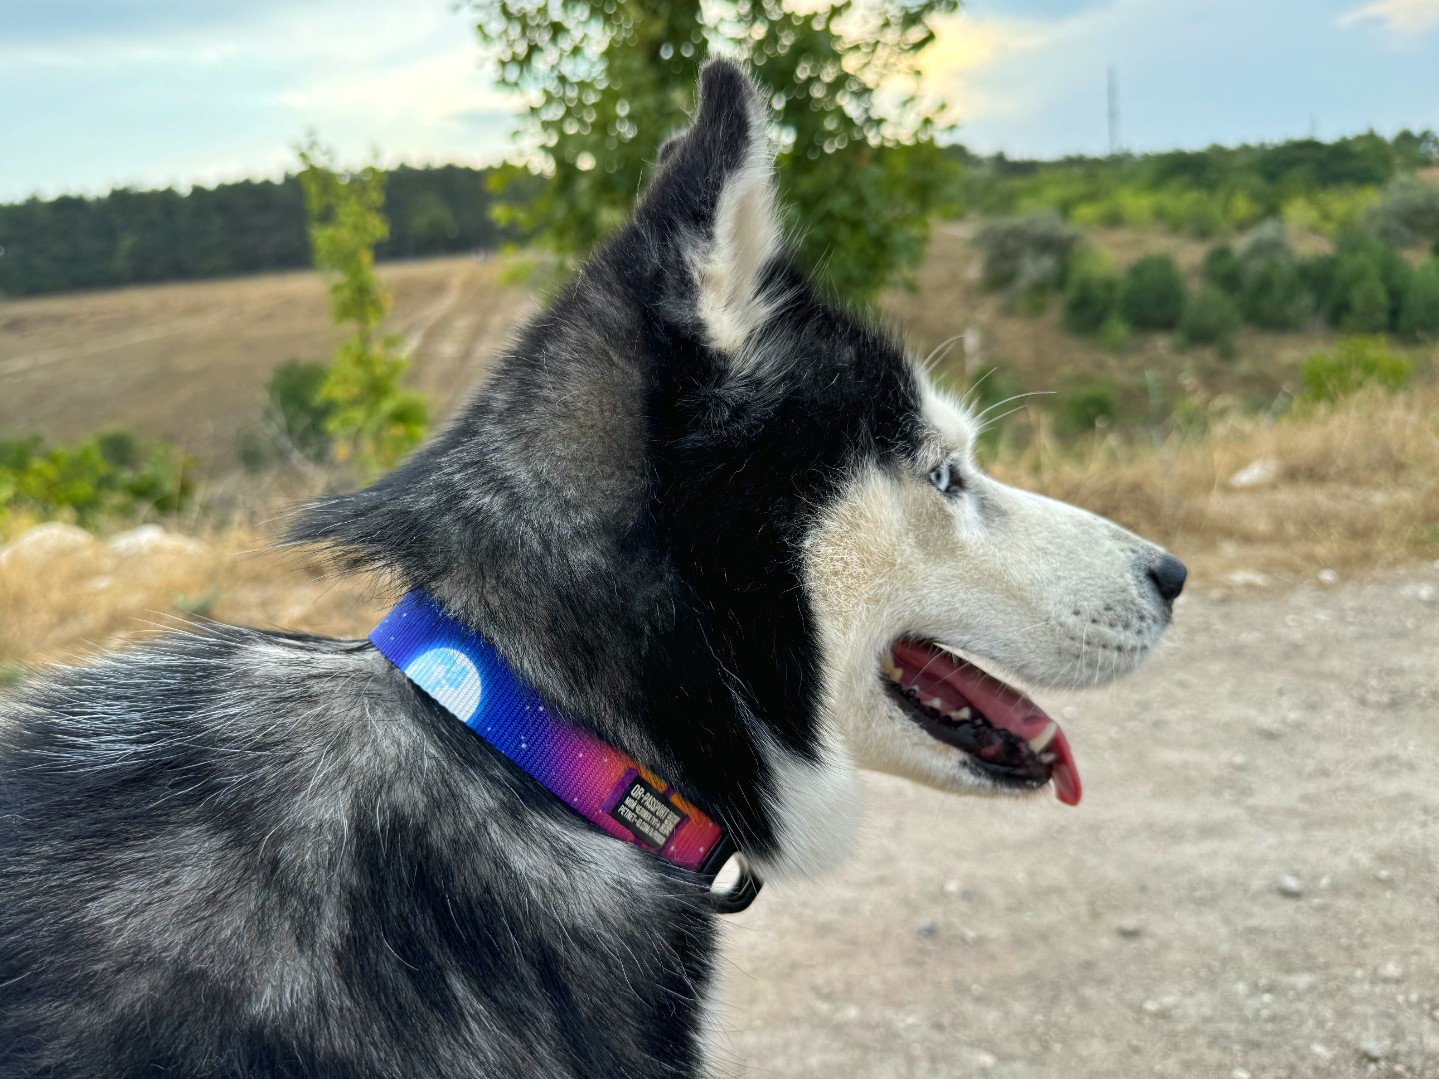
[640, 60, 782, 355]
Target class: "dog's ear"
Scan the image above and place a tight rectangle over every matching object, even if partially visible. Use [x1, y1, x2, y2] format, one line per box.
[640, 59, 783, 356]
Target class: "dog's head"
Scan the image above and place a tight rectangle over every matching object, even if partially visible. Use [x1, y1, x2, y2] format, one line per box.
[295, 61, 1184, 875]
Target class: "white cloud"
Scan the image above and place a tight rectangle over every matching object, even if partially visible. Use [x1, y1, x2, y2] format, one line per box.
[920, 12, 1061, 125]
[1339, 0, 1439, 36]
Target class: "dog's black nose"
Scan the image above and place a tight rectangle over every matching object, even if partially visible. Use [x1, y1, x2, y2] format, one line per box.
[1148, 554, 1188, 603]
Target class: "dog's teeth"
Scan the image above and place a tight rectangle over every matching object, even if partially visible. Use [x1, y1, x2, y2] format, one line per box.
[925, 697, 945, 711]
[946, 706, 972, 721]
[1038, 751, 1058, 764]
[1027, 721, 1059, 753]
[880, 656, 900, 681]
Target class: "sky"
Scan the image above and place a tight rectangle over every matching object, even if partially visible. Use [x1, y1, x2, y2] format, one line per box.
[1, 0, 1437, 202]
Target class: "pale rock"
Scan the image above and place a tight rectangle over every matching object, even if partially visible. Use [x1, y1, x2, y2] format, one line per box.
[1228, 457, 1281, 489]
[108, 525, 209, 560]
[0, 522, 99, 569]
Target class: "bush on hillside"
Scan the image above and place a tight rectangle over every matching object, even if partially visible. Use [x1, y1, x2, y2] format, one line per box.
[1399, 261, 1439, 340]
[1063, 266, 1121, 334]
[262, 360, 336, 463]
[975, 213, 1079, 293]
[1052, 376, 1120, 436]
[1364, 177, 1439, 247]
[1178, 286, 1241, 355]
[1240, 218, 1295, 271]
[1340, 265, 1392, 334]
[1202, 244, 1244, 296]
[1236, 220, 1312, 330]
[0, 432, 192, 526]
[1119, 254, 1186, 331]
[1241, 259, 1310, 330]
[1299, 337, 1414, 404]
[1324, 232, 1412, 331]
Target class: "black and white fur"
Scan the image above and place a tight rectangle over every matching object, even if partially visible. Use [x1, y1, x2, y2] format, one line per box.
[0, 62, 1183, 1077]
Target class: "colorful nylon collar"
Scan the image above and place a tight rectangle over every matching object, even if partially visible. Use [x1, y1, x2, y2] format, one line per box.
[370, 592, 759, 909]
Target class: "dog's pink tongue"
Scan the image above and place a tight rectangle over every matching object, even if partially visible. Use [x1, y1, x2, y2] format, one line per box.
[891, 640, 1082, 806]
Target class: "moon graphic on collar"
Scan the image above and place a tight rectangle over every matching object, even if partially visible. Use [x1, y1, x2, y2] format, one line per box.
[404, 647, 483, 721]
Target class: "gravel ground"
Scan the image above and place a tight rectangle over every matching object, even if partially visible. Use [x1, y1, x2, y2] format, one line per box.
[717, 569, 1439, 1079]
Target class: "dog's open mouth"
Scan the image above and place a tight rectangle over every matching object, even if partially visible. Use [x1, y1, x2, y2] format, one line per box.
[882, 639, 1082, 806]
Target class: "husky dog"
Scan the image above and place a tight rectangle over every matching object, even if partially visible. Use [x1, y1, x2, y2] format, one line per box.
[0, 61, 1185, 1077]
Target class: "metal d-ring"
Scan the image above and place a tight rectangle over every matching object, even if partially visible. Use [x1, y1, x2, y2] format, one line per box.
[708, 851, 763, 914]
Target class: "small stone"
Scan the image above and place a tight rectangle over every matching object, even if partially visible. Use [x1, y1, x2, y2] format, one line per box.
[1224, 570, 1273, 589]
[1375, 869, 1394, 884]
[1228, 457, 1280, 489]
[1318, 569, 1339, 585]
[1277, 874, 1304, 898]
[1357, 1037, 1389, 1062]
[1231, 1070, 1252, 1079]
[1116, 920, 1143, 939]
[1377, 961, 1403, 982]
[916, 919, 938, 939]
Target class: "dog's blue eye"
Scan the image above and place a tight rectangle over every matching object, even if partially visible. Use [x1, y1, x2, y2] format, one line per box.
[928, 461, 958, 494]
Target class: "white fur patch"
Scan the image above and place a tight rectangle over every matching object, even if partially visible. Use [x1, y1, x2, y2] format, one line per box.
[749, 726, 860, 880]
[692, 96, 783, 357]
[798, 367, 1178, 798]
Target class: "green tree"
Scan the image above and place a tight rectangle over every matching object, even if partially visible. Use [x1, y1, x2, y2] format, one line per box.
[297, 141, 428, 474]
[467, 0, 959, 299]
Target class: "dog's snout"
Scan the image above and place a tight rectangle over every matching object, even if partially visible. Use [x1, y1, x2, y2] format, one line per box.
[1147, 553, 1188, 604]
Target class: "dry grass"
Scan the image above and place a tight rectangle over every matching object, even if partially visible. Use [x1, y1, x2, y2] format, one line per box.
[4, 386, 1435, 673]
[990, 385, 1439, 584]
[0, 523, 384, 673]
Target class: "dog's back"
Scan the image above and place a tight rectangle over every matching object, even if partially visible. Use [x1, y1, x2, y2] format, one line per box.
[0, 630, 714, 1077]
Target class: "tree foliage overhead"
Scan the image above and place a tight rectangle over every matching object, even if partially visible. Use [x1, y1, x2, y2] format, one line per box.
[468, 0, 960, 298]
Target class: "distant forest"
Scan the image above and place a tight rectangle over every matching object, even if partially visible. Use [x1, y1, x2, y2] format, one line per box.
[0, 165, 532, 298]
[1, 130, 1435, 299]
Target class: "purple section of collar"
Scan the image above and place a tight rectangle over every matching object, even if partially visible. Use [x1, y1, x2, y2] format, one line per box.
[369, 591, 731, 877]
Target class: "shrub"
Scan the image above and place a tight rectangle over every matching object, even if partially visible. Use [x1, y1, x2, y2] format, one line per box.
[1119, 254, 1186, 331]
[1299, 337, 1414, 403]
[1325, 232, 1411, 330]
[1053, 376, 1120, 436]
[261, 359, 335, 463]
[975, 212, 1079, 293]
[0, 432, 192, 525]
[1179, 286, 1241, 353]
[1363, 177, 1439, 247]
[1063, 266, 1121, 334]
[1241, 259, 1310, 330]
[1399, 260, 1439, 340]
[1203, 244, 1244, 296]
[1297, 254, 1338, 318]
[1340, 265, 1392, 333]
[1240, 218, 1294, 271]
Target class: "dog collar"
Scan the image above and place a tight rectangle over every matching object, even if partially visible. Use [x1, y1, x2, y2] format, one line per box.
[370, 591, 761, 913]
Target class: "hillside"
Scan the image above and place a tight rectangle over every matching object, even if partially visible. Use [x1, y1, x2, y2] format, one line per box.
[2, 226, 1402, 471]
[0, 255, 536, 469]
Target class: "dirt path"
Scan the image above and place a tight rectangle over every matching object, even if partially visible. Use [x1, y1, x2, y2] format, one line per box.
[717, 569, 1439, 1078]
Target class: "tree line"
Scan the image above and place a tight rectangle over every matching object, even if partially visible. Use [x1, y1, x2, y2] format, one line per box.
[0, 165, 531, 298]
